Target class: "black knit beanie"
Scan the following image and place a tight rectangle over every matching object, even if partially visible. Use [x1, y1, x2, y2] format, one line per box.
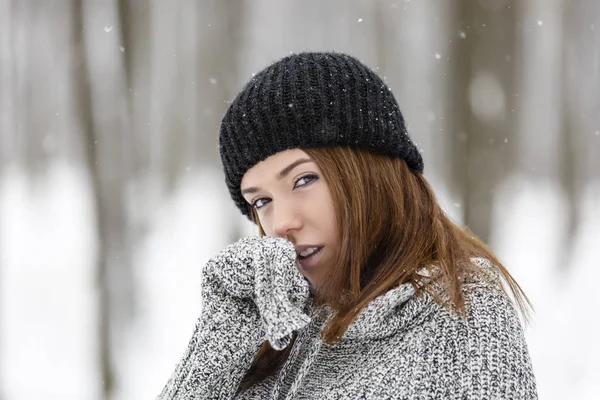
[219, 52, 424, 219]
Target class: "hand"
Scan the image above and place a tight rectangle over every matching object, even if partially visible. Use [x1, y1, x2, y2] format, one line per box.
[202, 236, 311, 349]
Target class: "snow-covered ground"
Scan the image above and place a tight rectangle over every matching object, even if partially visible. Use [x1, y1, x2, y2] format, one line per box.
[0, 164, 598, 399]
[0, 164, 100, 399]
[491, 176, 600, 400]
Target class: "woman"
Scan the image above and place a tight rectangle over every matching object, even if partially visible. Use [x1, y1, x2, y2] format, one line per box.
[158, 52, 537, 399]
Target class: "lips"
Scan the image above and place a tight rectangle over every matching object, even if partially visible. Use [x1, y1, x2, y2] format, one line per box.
[295, 244, 322, 255]
[295, 246, 323, 269]
[298, 246, 320, 258]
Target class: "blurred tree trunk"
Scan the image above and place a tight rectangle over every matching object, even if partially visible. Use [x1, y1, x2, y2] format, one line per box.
[194, 0, 246, 167]
[117, 0, 151, 180]
[508, 0, 567, 272]
[15, 1, 51, 174]
[193, 0, 247, 242]
[0, 1, 13, 387]
[455, 0, 517, 243]
[71, 2, 113, 397]
[4, 0, 77, 175]
[72, 0, 134, 398]
[71, 2, 109, 398]
[375, 0, 463, 221]
[0, 0, 15, 170]
[564, 0, 600, 232]
[135, 0, 245, 193]
[511, 0, 565, 180]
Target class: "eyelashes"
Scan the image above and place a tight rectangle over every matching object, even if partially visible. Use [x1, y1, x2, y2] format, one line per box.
[294, 173, 319, 188]
[251, 174, 320, 210]
[251, 198, 269, 210]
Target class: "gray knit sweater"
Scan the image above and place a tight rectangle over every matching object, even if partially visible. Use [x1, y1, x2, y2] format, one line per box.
[158, 236, 537, 399]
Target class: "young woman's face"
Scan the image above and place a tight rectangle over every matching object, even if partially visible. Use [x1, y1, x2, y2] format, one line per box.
[240, 148, 338, 290]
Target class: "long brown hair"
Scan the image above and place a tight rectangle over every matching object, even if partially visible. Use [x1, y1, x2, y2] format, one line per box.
[238, 146, 532, 391]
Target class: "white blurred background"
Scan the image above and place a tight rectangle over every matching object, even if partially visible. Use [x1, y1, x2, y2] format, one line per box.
[0, 0, 598, 399]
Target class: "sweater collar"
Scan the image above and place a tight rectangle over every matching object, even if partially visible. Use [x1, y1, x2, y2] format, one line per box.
[304, 280, 438, 341]
[342, 282, 438, 340]
[305, 258, 499, 341]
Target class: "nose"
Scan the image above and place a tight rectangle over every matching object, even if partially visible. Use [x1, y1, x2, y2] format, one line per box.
[272, 200, 302, 238]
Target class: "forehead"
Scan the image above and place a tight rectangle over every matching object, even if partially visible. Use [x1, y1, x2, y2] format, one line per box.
[241, 148, 311, 187]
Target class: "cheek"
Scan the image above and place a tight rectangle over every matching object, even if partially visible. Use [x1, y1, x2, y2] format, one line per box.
[326, 211, 338, 241]
[261, 222, 276, 237]
[316, 190, 338, 239]
[256, 214, 274, 236]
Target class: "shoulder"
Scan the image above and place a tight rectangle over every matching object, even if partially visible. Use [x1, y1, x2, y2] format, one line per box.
[427, 257, 528, 357]
[408, 258, 537, 398]
[415, 257, 522, 337]
[416, 260, 525, 350]
[459, 258, 524, 337]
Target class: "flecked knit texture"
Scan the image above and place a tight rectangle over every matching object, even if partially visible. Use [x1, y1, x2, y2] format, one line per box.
[158, 239, 538, 399]
[219, 52, 424, 219]
[157, 236, 311, 399]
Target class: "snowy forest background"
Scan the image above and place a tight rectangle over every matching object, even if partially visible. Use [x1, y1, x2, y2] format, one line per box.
[0, 0, 598, 399]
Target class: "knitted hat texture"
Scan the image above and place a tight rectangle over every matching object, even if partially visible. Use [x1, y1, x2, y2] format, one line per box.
[219, 52, 424, 219]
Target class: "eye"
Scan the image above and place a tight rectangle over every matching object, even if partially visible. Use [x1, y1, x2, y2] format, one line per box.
[251, 197, 271, 210]
[250, 174, 319, 211]
[294, 174, 319, 189]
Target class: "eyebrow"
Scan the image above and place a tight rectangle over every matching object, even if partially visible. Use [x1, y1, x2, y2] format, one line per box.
[241, 158, 313, 195]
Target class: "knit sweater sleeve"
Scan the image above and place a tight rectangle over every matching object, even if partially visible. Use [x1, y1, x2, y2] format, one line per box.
[157, 237, 311, 400]
[423, 284, 538, 399]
